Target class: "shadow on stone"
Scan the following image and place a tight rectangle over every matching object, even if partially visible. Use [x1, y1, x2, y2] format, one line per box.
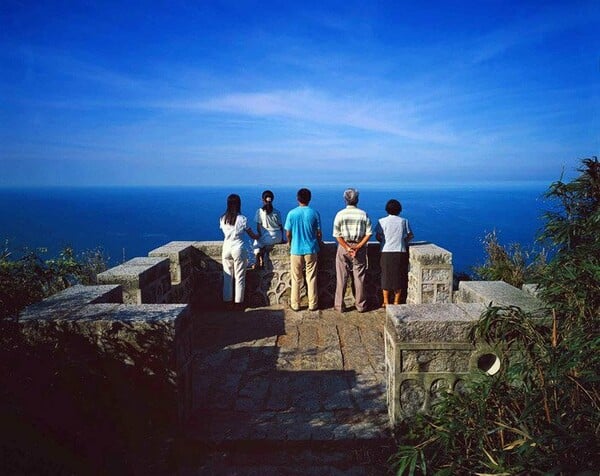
[175, 306, 392, 474]
[0, 315, 179, 475]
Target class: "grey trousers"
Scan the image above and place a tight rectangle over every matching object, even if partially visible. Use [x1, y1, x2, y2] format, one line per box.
[334, 245, 367, 312]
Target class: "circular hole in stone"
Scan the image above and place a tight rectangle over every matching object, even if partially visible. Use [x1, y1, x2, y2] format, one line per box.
[477, 353, 501, 375]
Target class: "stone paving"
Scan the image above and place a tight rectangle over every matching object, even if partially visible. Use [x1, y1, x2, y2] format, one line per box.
[181, 305, 394, 474]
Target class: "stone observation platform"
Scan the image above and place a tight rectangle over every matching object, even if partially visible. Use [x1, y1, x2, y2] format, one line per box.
[16, 240, 544, 474]
[178, 306, 393, 473]
[188, 307, 388, 442]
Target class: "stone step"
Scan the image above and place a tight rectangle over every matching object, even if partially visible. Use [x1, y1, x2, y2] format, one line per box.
[175, 439, 396, 475]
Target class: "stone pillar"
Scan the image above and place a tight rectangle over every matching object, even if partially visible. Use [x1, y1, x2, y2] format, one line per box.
[97, 257, 171, 304]
[191, 241, 227, 307]
[149, 241, 199, 303]
[407, 243, 453, 304]
[384, 302, 497, 426]
[17, 285, 190, 447]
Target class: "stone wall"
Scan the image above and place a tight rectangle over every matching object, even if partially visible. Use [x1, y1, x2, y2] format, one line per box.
[197, 241, 390, 309]
[12, 284, 191, 473]
[98, 240, 454, 309]
[13, 238, 549, 449]
[385, 278, 547, 426]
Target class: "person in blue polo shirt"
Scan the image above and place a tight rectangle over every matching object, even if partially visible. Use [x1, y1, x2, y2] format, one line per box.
[284, 188, 322, 311]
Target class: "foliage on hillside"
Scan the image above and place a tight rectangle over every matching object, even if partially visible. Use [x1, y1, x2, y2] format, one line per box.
[393, 157, 600, 475]
[473, 230, 547, 288]
[0, 244, 107, 320]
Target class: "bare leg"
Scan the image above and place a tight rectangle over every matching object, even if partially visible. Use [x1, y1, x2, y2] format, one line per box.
[393, 290, 402, 305]
[382, 289, 389, 308]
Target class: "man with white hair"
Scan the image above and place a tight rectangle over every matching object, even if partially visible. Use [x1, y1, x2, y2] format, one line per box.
[332, 188, 372, 313]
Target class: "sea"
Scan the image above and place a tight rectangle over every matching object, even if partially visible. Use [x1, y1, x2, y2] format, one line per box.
[0, 184, 550, 274]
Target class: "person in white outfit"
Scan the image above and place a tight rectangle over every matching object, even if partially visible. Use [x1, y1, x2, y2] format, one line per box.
[219, 194, 259, 309]
[252, 190, 284, 269]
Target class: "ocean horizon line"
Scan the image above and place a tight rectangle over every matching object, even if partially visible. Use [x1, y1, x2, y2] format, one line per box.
[0, 180, 551, 192]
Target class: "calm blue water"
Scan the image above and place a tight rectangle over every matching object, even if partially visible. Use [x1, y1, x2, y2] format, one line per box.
[0, 185, 549, 273]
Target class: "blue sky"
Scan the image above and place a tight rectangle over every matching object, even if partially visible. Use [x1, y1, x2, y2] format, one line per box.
[1, 0, 598, 187]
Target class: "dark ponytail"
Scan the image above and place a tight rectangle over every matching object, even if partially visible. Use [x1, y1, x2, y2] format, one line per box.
[261, 190, 274, 214]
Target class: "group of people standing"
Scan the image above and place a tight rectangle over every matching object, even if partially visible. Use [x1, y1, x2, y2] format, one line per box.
[219, 188, 413, 311]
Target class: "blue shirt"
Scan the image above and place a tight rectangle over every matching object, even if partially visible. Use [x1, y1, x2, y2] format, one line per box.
[284, 206, 321, 255]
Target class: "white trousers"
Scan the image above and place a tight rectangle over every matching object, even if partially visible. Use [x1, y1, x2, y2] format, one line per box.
[222, 242, 248, 303]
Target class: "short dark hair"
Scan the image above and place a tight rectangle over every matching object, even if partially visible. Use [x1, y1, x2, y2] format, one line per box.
[297, 188, 311, 204]
[385, 199, 402, 215]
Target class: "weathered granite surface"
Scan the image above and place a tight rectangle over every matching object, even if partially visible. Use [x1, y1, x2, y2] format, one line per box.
[18, 284, 123, 321]
[455, 280, 544, 312]
[12, 286, 191, 474]
[17, 240, 551, 474]
[149, 241, 196, 284]
[407, 243, 453, 304]
[98, 256, 171, 304]
[13, 283, 396, 474]
[522, 283, 541, 298]
[384, 303, 497, 424]
[180, 240, 454, 309]
[185, 307, 390, 444]
[149, 241, 201, 303]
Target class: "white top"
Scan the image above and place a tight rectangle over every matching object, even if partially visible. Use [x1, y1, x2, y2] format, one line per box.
[220, 214, 249, 247]
[254, 207, 283, 231]
[376, 215, 412, 252]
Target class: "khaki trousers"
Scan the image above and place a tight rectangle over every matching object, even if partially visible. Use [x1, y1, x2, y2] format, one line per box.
[290, 253, 318, 309]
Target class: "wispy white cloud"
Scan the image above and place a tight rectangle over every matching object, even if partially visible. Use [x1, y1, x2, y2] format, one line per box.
[156, 89, 459, 144]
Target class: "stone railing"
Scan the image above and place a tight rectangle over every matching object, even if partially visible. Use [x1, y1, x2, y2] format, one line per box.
[12, 284, 193, 472]
[15, 237, 550, 445]
[385, 279, 546, 426]
[384, 302, 498, 425]
[96, 240, 455, 309]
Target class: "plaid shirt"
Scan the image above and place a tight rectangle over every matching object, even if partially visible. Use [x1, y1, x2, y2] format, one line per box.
[332, 206, 372, 242]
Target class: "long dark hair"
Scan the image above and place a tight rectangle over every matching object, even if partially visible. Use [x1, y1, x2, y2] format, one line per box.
[222, 194, 241, 225]
[261, 190, 274, 214]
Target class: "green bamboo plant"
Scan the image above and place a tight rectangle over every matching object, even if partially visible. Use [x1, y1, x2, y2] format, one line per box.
[393, 157, 600, 475]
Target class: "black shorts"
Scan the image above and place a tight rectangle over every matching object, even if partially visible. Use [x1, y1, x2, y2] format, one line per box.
[380, 252, 409, 290]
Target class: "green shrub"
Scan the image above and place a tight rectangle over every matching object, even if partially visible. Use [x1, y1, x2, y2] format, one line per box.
[0, 243, 108, 320]
[473, 230, 547, 288]
[393, 157, 600, 475]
